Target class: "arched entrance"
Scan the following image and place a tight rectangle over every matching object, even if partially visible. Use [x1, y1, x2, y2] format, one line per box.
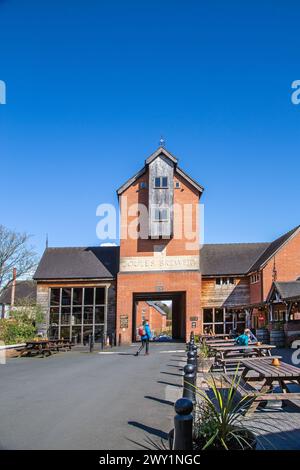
[132, 291, 186, 341]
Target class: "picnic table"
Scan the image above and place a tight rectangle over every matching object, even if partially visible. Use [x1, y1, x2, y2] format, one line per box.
[201, 334, 233, 342]
[210, 343, 276, 372]
[21, 340, 52, 357]
[205, 339, 235, 346]
[236, 357, 300, 413]
[21, 339, 73, 357]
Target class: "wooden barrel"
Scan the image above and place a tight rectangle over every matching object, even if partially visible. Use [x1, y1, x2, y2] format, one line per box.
[270, 330, 285, 348]
[256, 329, 270, 344]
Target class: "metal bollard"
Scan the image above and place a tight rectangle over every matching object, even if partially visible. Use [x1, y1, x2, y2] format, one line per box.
[89, 334, 94, 353]
[173, 398, 194, 450]
[187, 350, 197, 367]
[192, 344, 198, 370]
[183, 363, 196, 402]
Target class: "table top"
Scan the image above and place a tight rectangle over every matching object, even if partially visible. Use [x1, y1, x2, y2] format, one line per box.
[206, 340, 235, 346]
[211, 344, 275, 352]
[26, 340, 50, 345]
[242, 358, 300, 378]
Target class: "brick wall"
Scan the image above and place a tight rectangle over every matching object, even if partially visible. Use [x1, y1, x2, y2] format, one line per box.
[263, 230, 300, 300]
[116, 270, 201, 343]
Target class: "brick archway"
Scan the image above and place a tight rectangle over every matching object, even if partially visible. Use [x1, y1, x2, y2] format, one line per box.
[132, 291, 186, 341]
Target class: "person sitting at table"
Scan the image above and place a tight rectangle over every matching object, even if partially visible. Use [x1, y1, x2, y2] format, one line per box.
[235, 328, 254, 346]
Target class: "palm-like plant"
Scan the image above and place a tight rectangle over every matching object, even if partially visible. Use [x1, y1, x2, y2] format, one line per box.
[193, 367, 258, 450]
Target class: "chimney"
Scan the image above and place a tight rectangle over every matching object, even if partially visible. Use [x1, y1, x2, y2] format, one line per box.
[11, 268, 17, 307]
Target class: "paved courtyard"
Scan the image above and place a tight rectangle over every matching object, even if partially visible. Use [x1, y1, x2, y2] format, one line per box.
[0, 343, 185, 450]
[1, 344, 300, 450]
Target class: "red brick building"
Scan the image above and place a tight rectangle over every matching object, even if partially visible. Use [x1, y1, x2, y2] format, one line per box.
[135, 301, 168, 337]
[34, 146, 300, 344]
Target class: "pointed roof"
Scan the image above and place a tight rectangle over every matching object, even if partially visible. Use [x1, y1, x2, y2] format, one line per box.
[34, 246, 120, 280]
[117, 146, 204, 196]
[249, 225, 300, 272]
[145, 146, 178, 165]
[201, 225, 300, 276]
[267, 280, 300, 302]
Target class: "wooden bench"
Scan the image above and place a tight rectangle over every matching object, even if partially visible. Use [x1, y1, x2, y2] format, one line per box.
[216, 355, 283, 373]
[221, 373, 300, 414]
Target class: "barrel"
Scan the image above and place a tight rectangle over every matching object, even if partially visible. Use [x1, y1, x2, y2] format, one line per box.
[270, 330, 285, 348]
[256, 329, 270, 344]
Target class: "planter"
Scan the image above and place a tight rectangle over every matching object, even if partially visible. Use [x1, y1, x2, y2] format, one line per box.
[194, 429, 257, 450]
[198, 357, 215, 373]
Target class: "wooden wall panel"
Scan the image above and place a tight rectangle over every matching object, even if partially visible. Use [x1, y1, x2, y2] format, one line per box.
[201, 277, 250, 308]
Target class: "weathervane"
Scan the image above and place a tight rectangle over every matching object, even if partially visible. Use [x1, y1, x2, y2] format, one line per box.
[159, 136, 166, 148]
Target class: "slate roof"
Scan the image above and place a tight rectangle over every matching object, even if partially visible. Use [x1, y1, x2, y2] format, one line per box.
[146, 301, 167, 316]
[249, 225, 300, 272]
[272, 281, 300, 300]
[0, 280, 36, 305]
[200, 243, 270, 276]
[117, 146, 204, 195]
[34, 246, 120, 280]
[201, 225, 300, 276]
[33, 226, 299, 280]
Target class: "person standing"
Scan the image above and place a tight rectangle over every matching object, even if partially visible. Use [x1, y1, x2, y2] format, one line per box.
[135, 320, 152, 356]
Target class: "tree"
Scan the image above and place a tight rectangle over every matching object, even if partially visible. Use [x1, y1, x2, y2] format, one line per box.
[0, 225, 37, 294]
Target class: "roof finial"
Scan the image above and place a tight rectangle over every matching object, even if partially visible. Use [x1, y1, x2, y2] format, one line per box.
[159, 135, 166, 148]
[46, 233, 49, 249]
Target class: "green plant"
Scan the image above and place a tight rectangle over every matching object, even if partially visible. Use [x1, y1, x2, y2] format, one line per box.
[0, 302, 44, 344]
[198, 342, 213, 358]
[192, 368, 288, 450]
[193, 368, 257, 450]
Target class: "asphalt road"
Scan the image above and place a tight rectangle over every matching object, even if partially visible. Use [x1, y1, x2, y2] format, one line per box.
[0, 343, 186, 450]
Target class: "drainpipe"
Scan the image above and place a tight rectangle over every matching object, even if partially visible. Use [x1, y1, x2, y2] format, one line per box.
[11, 268, 17, 308]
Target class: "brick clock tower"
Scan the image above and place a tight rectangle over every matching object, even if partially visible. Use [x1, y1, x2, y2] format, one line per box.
[116, 147, 204, 343]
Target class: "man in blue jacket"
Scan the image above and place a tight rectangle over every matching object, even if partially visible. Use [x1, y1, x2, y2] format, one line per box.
[135, 320, 152, 356]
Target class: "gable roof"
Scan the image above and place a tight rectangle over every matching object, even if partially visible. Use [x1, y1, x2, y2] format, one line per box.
[0, 280, 36, 305]
[117, 146, 204, 196]
[201, 225, 300, 276]
[249, 225, 300, 272]
[34, 246, 120, 280]
[200, 243, 270, 276]
[146, 300, 167, 316]
[267, 281, 300, 302]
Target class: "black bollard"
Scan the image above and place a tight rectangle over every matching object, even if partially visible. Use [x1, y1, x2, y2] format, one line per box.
[89, 334, 94, 353]
[187, 350, 197, 367]
[192, 344, 198, 370]
[183, 363, 196, 402]
[173, 398, 194, 450]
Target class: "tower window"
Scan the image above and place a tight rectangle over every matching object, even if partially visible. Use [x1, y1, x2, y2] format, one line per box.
[154, 176, 168, 188]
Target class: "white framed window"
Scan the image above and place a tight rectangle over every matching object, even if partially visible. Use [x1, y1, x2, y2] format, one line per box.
[215, 277, 235, 286]
[250, 273, 260, 284]
[154, 176, 168, 188]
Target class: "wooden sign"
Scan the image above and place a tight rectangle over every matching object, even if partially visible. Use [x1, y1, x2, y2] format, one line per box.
[190, 316, 199, 322]
[120, 315, 128, 329]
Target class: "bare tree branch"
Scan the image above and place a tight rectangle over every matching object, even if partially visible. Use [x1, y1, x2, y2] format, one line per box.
[0, 225, 38, 294]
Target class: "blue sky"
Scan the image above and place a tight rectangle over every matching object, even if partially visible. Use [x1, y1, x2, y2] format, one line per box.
[0, 0, 300, 256]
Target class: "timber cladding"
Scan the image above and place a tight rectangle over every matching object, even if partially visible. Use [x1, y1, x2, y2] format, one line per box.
[201, 277, 250, 308]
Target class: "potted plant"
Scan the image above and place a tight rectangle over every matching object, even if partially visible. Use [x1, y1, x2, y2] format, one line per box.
[193, 369, 257, 450]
